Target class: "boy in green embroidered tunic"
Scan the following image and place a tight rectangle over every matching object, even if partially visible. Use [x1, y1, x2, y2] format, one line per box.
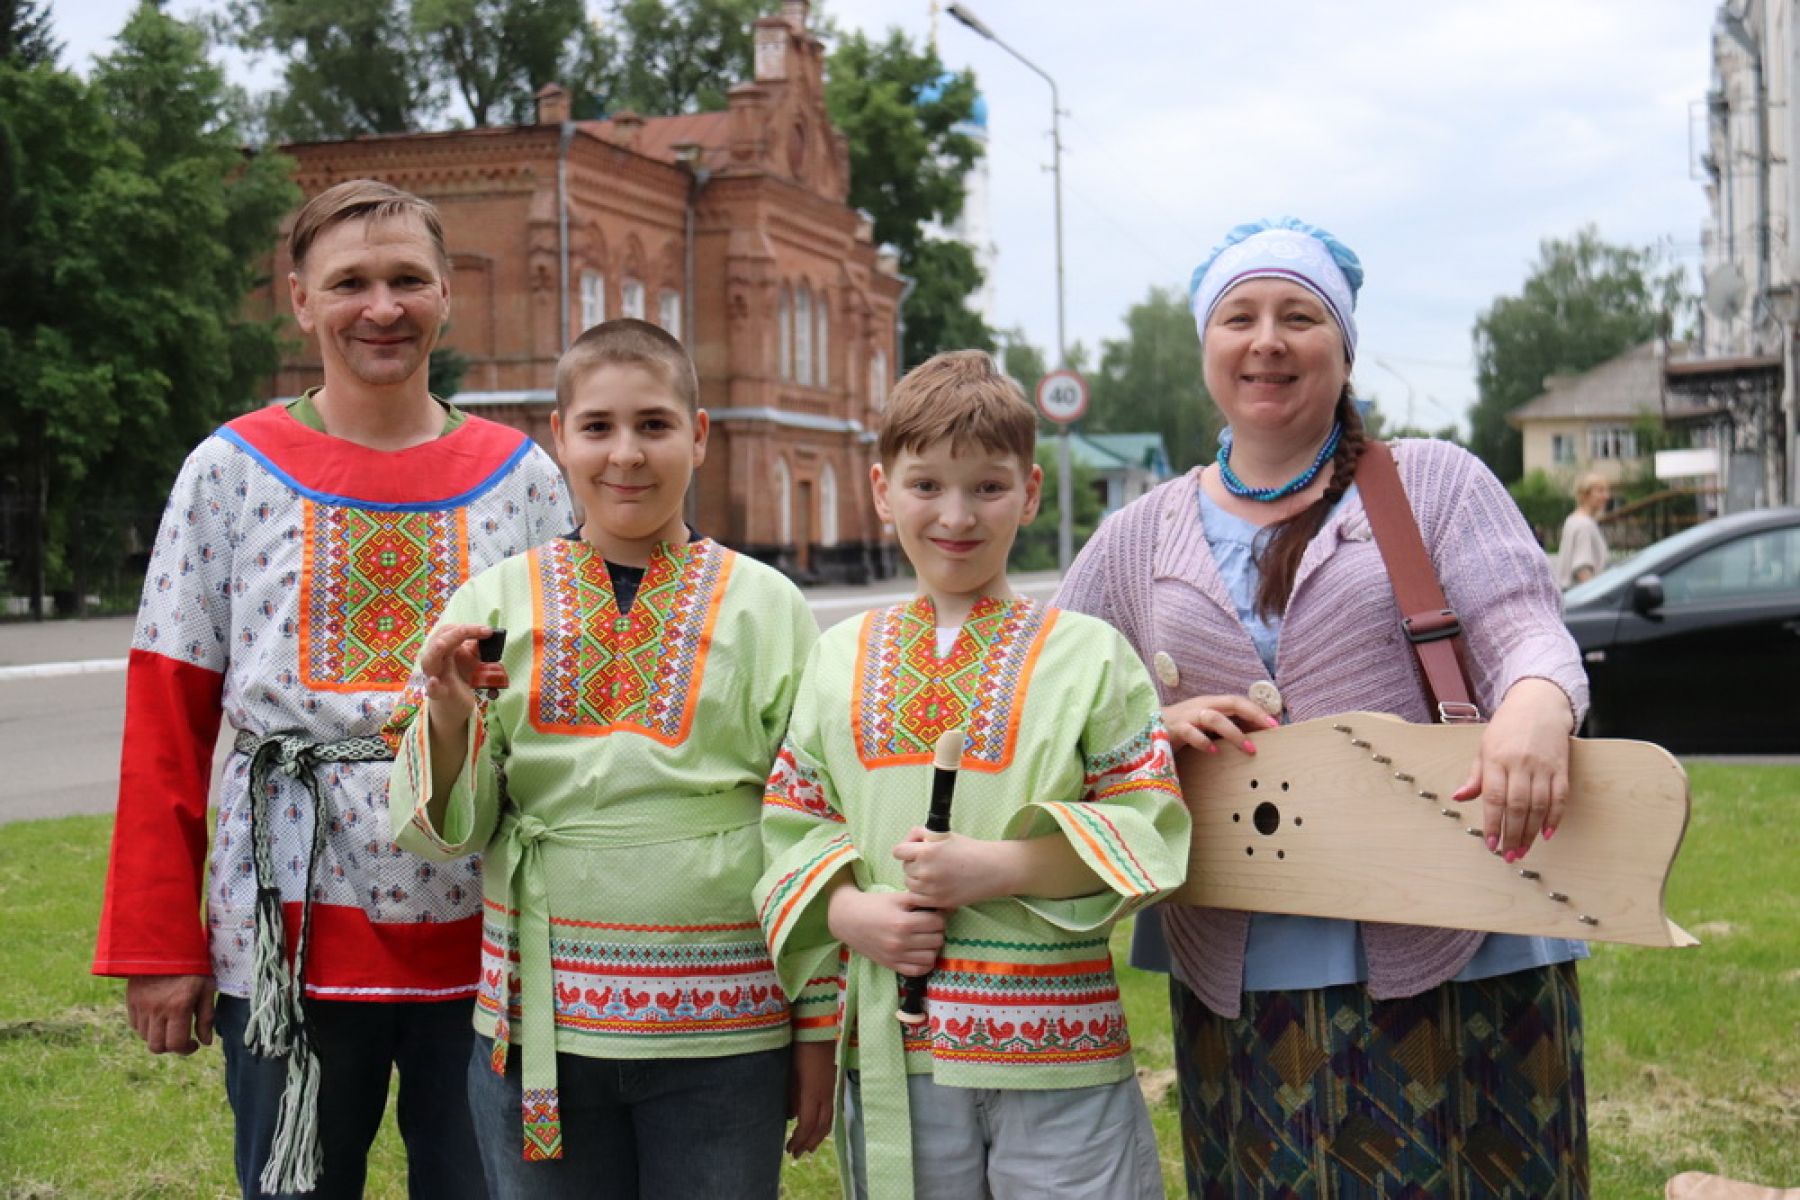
[756, 350, 1192, 1200]
[388, 319, 832, 1197]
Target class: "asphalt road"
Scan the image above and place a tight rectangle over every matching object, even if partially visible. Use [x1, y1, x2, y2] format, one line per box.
[0, 573, 1064, 824]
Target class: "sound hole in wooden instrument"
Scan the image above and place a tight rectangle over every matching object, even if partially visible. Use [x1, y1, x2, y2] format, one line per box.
[1253, 802, 1280, 835]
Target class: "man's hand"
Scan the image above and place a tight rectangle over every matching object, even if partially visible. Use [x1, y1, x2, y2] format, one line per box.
[785, 1040, 836, 1158]
[126, 975, 215, 1056]
[825, 883, 944, 976]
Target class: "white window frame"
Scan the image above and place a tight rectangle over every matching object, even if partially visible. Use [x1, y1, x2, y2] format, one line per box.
[580, 270, 605, 332]
[778, 287, 793, 380]
[621, 277, 646, 321]
[819, 462, 839, 547]
[1587, 425, 1638, 462]
[773, 456, 793, 544]
[870, 347, 889, 411]
[795, 286, 814, 386]
[658, 289, 682, 340]
[815, 297, 829, 388]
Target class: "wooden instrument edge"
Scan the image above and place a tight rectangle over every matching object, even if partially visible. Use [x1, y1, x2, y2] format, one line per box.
[1170, 713, 1700, 949]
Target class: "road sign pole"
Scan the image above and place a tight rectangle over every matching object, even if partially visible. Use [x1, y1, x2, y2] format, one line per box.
[1034, 369, 1089, 569]
[1058, 426, 1072, 568]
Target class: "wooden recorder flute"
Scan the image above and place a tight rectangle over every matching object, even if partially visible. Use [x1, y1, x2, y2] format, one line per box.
[896, 729, 965, 1026]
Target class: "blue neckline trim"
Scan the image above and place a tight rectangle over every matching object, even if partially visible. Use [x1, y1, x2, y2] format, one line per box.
[215, 426, 532, 511]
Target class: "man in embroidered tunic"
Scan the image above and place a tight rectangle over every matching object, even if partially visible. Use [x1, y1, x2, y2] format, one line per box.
[756, 352, 1191, 1200]
[388, 319, 828, 1197]
[93, 181, 571, 1199]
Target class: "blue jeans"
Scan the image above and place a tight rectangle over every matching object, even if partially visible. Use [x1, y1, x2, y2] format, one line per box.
[467, 1036, 790, 1199]
[215, 994, 487, 1200]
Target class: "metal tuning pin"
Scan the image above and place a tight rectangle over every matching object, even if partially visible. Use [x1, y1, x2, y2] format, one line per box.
[1332, 724, 1352, 734]
[1418, 791, 1438, 801]
[1441, 809, 1459, 819]
[1578, 915, 1600, 926]
[1394, 772, 1415, 783]
[1372, 754, 1392, 765]
[1518, 869, 1541, 881]
[1547, 891, 1569, 903]
[1466, 827, 1484, 838]
[1350, 738, 1371, 749]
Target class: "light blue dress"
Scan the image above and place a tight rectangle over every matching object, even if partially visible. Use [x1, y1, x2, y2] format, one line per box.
[1130, 489, 1585, 987]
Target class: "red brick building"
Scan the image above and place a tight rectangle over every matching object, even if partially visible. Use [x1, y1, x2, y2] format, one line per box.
[261, 0, 902, 581]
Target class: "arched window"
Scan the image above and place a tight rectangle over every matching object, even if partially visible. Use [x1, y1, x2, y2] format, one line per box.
[819, 462, 839, 547]
[815, 295, 830, 388]
[870, 347, 889, 411]
[778, 287, 793, 380]
[773, 457, 793, 545]
[795, 285, 814, 386]
[658, 289, 682, 339]
[621, 278, 646, 320]
[580, 270, 606, 332]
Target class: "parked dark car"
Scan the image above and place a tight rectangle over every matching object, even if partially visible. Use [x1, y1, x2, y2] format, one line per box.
[1562, 507, 1800, 753]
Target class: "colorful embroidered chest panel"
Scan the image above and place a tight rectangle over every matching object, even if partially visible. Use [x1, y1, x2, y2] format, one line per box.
[529, 539, 734, 742]
[298, 502, 469, 693]
[851, 596, 1056, 771]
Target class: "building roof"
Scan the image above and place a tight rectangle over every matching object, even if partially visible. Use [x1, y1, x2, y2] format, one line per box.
[1506, 340, 1713, 427]
[585, 111, 734, 173]
[1067, 431, 1170, 473]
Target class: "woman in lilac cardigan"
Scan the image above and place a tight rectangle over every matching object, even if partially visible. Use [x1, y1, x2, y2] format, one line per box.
[1055, 218, 1591, 1197]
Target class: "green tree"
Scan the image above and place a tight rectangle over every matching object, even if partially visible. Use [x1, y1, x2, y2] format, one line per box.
[587, 0, 767, 116]
[0, 2, 296, 615]
[999, 329, 1046, 400]
[1012, 442, 1101, 571]
[429, 344, 468, 399]
[1086, 285, 1217, 471]
[1469, 227, 1683, 482]
[412, 0, 586, 126]
[225, 0, 441, 139]
[897, 236, 992, 365]
[1507, 469, 1570, 548]
[1, 0, 59, 65]
[825, 28, 991, 364]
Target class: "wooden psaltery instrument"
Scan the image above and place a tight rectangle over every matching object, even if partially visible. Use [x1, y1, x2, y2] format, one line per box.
[1172, 712, 1697, 948]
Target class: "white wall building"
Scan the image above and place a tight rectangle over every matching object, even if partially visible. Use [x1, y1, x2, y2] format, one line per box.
[918, 74, 999, 331]
[1696, 0, 1799, 505]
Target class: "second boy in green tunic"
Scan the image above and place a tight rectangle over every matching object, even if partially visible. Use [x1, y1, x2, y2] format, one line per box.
[757, 350, 1191, 1200]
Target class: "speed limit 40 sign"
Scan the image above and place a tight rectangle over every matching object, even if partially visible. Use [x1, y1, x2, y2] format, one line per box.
[1035, 369, 1089, 424]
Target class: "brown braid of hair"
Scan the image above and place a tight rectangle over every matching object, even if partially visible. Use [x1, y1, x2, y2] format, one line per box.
[1252, 387, 1367, 620]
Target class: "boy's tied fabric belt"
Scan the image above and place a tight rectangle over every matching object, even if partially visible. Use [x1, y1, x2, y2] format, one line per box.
[233, 727, 393, 1194]
[843, 876, 921, 1200]
[486, 798, 761, 1162]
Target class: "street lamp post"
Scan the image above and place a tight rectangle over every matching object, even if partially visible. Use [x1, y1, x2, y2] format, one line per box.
[946, 3, 1073, 568]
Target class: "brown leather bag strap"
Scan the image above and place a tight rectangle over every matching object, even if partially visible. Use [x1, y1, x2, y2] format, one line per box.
[1357, 441, 1482, 723]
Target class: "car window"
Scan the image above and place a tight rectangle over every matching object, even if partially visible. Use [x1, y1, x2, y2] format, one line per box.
[1660, 527, 1800, 605]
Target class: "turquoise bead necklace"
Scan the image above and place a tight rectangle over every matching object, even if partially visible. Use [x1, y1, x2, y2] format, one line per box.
[1217, 422, 1343, 502]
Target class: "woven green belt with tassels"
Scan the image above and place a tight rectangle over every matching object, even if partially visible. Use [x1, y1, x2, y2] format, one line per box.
[233, 727, 392, 1195]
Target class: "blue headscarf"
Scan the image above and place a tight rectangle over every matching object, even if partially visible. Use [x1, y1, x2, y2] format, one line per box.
[1188, 217, 1363, 363]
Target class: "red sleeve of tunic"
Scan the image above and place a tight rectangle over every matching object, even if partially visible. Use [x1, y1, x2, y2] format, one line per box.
[92, 649, 224, 977]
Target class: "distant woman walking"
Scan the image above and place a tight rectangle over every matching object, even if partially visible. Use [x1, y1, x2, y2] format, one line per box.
[1557, 473, 1611, 587]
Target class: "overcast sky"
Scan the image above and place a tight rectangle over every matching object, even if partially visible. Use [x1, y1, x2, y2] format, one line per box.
[57, 0, 1718, 429]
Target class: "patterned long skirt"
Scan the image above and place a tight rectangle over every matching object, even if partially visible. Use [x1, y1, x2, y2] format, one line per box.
[1172, 963, 1588, 1199]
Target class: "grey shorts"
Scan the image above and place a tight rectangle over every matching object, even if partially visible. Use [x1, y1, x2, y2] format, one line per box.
[844, 1070, 1164, 1200]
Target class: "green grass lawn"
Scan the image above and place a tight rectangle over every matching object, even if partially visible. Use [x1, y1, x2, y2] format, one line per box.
[3, 762, 1794, 1197]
